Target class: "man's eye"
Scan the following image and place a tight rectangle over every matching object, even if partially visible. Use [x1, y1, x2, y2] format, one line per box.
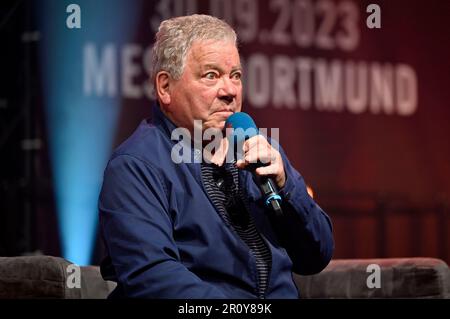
[205, 72, 218, 80]
[232, 72, 242, 81]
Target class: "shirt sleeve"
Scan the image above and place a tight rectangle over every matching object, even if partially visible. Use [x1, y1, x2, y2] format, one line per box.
[99, 154, 227, 298]
[270, 146, 335, 275]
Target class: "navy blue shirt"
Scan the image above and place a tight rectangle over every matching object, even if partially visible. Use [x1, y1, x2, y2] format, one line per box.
[99, 106, 334, 298]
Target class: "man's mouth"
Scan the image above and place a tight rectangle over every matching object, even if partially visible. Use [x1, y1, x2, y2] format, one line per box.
[216, 112, 233, 118]
[214, 109, 234, 115]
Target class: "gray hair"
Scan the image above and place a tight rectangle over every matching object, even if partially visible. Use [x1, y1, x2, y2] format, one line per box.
[150, 14, 237, 86]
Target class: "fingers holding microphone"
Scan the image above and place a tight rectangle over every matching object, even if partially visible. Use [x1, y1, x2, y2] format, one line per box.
[235, 135, 286, 189]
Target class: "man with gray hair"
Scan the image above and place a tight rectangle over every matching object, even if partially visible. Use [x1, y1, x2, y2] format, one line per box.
[99, 14, 334, 299]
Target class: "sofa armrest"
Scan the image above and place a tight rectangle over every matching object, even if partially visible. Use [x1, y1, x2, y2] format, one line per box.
[0, 256, 116, 299]
[0, 256, 80, 298]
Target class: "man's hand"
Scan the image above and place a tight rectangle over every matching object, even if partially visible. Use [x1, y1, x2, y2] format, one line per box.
[236, 135, 286, 189]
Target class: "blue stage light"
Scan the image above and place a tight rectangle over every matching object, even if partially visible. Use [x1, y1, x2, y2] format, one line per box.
[38, 0, 139, 265]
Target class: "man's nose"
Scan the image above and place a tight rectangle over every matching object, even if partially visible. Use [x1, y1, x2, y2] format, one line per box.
[218, 76, 238, 99]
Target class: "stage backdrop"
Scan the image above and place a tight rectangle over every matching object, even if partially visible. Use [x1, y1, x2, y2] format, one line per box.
[38, 0, 450, 264]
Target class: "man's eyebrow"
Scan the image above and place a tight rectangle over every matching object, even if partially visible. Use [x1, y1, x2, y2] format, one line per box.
[231, 66, 243, 72]
[202, 64, 242, 73]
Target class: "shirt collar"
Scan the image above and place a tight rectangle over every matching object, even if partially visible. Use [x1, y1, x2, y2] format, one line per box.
[152, 102, 178, 137]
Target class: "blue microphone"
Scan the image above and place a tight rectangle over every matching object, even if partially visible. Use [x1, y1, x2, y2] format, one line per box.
[225, 112, 283, 216]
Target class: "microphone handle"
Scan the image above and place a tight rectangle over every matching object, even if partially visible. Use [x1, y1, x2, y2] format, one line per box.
[252, 173, 284, 217]
[269, 197, 283, 217]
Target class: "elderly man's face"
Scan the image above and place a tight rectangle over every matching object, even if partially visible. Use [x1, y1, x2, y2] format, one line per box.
[167, 40, 242, 133]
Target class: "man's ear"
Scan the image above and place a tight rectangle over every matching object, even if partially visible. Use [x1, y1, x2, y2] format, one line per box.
[155, 71, 171, 105]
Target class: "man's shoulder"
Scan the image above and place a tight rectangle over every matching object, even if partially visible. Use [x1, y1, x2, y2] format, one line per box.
[111, 119, 172, 166]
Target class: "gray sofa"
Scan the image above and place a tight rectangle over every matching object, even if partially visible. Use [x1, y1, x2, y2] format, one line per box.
[0, 256, 115, 299]
[0, 256, 449, 298]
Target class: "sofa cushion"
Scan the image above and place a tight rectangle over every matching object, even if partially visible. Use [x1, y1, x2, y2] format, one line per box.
[80, 265, 116, 298]
[294, 257, 450, 298]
